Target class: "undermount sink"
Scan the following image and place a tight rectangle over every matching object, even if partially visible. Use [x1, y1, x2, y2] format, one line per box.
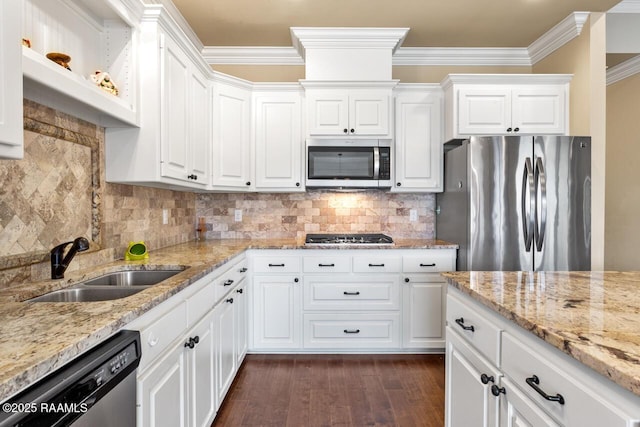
[29, 287, 146, 302]
[81, 269, 183, 287]
[29, 269, 184, 302]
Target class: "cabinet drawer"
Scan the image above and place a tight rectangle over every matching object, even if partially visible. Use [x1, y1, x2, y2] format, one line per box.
[501, 332, 633, 427]
[303, 313, 401, 349]
[446, 292, 501, 366]
[252, 256, 301, 273]
[303, 256, 351, 273]
[403, 251, 455, 273]
[353, 255, 401, 273]
[138, 300, 188, 372]
[213, 258, 249, 300]
[187, 279, 215, 326]
[303, 276, 400, 311]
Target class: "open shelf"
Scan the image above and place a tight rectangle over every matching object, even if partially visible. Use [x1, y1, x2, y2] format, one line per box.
[23, 46, 138, 126]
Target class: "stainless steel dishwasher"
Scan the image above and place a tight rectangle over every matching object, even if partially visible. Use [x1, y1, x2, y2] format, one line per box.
[0, 330, 141, 427]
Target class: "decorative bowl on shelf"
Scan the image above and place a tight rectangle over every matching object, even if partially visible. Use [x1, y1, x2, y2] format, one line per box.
[46, 52, 71, 71]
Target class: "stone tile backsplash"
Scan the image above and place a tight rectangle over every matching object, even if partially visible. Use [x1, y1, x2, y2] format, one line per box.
[196, 191, 436, 240]
[1, 102, 437, 289]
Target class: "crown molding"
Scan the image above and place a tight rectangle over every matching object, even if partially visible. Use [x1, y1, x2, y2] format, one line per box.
[202, 46, 304, 65]
[393, 47, 531, 66]
[144, 0, 204, 52]
[290, 27, 409, 59]
[607, 55, 640, 85]
[608, 0, 640, 13]
[202, 12, 589, 67]
[528, 12, 590, 65]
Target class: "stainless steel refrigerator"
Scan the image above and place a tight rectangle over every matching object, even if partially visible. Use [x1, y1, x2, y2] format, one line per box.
[436, 136, 591, 271]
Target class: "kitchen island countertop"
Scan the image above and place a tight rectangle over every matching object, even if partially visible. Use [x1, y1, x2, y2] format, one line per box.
[0, 238, 455, 402]
[441, 271, 640, 398]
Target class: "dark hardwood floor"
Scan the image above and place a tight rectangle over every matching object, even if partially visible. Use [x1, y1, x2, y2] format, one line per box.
[212, 354, 446, 427]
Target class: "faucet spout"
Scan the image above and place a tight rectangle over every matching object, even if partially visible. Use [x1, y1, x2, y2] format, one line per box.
[51, 237, 90, 279]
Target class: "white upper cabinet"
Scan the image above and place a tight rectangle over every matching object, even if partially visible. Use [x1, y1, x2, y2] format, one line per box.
[393, 85, 443, 192]
[21, 0, 141, 127]
[302, 82, 397, 138]
[442, 74, 571, 140]
[0, 0, 23, 159]
[253, 86, 304, 192]
[211, 74, 253, 191]
[105, 5, 210, 190]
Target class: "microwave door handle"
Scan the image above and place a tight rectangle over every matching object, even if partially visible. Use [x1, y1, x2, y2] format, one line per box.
[373, 147, 380, 179]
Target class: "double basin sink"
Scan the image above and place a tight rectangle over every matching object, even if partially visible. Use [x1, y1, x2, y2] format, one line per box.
[29, 269, 184, 303]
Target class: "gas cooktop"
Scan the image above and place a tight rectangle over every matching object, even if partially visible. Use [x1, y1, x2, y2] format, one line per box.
[304, 233, 394, 245]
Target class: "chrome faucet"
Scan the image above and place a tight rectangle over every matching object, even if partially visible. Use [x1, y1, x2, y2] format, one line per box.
[51, 237, 90, 279]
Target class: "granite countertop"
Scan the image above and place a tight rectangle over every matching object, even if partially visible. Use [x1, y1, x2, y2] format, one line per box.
[441, 271, 640, 398]
[0, 238, 454, 402]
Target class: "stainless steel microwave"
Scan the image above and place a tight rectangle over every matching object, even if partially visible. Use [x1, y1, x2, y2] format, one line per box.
[306, 139, 392, 188]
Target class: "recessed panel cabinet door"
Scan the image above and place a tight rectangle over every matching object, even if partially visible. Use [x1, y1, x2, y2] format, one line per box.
[188, 316, 216, 427]
[211, 82, 253, 189]
[394, 89, 443, 191]
[189, 68, 210, 186]
[252, 275, 302, 349]
[215, 297, 236, 403]
[138, 344, 188, 427]
[160, 35, 190, 181]
[349, 90, 389, 136]
[254, 93, 303, 191]
[0, 0, 23, 159]
[306, 90, 349, 135]
[458, 88, 511, 135]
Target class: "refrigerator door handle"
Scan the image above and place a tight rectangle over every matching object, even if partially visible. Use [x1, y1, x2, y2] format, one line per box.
[534, 157, 547, 252]
[521, 158, 534, 251]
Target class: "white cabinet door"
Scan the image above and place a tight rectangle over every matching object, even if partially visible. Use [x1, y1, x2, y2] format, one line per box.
[234, 280, 248, 366]
[402, 276, 444, 348]
[138, 344, 188, 427]
[393, 88, 443, 191]
[215, 296, 236, 403]
[0, 0, 23, 159]
[254, 92, 303, 191]
[252, 275, 302, 349]
[348, 90, 390, 136]
[511, 87, 565, 135]
[160, 34, 190, 182]
[306, 88, 391, 137]
[306, 89, 349, 135]
[499, 377, 560, 427]
[188, 67, 210, 186]
[458, 87, 511, 135]
[186, 315, 216, 427]
[211, 80, 253, 190]
[446, 328, 500, 427]
[456, 85, 567, 136]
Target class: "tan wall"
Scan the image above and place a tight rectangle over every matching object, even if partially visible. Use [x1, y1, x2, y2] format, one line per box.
[605, 73, 640, 270]
[213, 64, 532, 83]
[532, 14, 607, 270]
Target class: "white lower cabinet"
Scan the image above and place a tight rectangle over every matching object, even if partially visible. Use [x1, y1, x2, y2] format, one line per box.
[446, 327, 500, 427]
[186, 313, 216, 427]
[215, 295, 236, 404]
[402, 276, 445, 348]
[446, 286, 640, 427]
[132, 255, 248, 427]
[251, 274, 302, 350]
[249, 248, 456, 353]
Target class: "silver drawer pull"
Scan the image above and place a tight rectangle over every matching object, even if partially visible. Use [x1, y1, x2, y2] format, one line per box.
[343, 329, 360, 334]
[343, 291, 360, 296]
[419, 263, 436, 267]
